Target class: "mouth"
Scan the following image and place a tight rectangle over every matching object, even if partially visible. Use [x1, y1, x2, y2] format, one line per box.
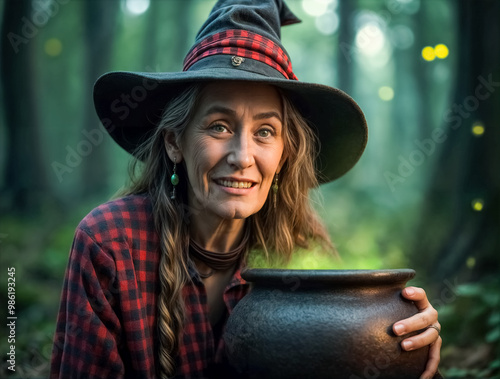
[215, 179, 256, 189]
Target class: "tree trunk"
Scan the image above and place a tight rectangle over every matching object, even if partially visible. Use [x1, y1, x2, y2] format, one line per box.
[336, 0, 355, 95]
[80, 0, 119, 199]
[0, 0, 48, 215]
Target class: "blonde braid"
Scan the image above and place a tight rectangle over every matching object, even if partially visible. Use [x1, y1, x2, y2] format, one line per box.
[118, 85, 201, 377]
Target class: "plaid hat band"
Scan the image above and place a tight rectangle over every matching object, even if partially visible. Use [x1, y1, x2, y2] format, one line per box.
[183, 29, 298, 80]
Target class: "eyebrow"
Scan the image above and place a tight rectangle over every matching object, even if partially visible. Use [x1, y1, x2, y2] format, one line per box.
[254, 111, 282, 123]
[204, 105, 282, 123]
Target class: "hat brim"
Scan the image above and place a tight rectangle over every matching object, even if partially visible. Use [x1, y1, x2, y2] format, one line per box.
[93, 69, 367, 182]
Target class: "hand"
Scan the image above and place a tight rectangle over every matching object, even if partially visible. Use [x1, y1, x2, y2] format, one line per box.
[393, 286, 442, 379]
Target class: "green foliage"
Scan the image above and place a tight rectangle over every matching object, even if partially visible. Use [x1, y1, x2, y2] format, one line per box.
[439, 278, 500, 378]
[0, 212, 76, 377]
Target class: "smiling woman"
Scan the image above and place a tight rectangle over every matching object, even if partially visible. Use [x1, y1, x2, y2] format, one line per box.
[50, 0, 442, 378]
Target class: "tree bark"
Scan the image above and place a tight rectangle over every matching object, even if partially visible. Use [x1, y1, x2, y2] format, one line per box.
[0, 0, 48, 214]
[336, 0, 355, 95]
[80, 0, 119, 199]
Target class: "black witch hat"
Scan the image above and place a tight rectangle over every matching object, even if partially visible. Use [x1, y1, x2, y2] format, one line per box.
[93, 0, 367, 181]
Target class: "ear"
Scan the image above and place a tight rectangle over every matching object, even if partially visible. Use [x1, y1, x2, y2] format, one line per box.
[164, 131, 183, 163]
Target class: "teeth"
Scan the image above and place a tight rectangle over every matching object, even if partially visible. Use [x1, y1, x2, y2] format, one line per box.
[219, 180, 253, 188]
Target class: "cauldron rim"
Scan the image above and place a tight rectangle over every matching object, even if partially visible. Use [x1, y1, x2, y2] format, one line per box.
[241, 268, 415, 287]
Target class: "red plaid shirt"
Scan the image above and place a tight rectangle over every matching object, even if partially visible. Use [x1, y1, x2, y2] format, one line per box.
[50, 194, 250, 378]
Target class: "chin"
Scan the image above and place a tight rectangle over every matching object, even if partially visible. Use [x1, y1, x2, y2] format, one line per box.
[215, 205, 258, 220]
[232, 211, 252, 220]
[220, 209, 252, 220]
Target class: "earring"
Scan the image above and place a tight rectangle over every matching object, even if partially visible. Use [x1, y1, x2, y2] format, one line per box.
[170, 158, 179, 200]
[272, 173, 279, 209]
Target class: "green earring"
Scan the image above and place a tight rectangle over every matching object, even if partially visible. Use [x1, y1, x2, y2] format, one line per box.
[272, 173, 279, 209]
[170, 158, 179, 200]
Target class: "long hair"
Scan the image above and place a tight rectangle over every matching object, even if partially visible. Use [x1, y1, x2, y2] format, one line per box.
[119, 83, 333, 377]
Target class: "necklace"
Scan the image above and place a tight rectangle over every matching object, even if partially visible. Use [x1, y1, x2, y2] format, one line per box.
[189, 227, 250, 278]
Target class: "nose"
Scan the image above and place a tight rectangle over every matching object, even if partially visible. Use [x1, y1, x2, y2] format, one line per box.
[227, 130, 255, 169]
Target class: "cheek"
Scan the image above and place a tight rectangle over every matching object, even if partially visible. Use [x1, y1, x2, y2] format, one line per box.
[260, 146, 285, 180]
[186, 139, 222, 188]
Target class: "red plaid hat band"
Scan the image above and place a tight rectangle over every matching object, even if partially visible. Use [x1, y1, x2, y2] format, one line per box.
[183, 29, 298, 81]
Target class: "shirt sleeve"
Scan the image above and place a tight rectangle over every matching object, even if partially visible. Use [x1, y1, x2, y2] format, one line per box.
[50, 227, 125, 379]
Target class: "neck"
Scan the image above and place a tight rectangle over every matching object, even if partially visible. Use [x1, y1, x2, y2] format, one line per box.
[189, 212, 247, 253]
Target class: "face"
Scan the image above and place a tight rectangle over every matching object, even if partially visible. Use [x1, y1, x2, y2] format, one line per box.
[167, 81, 286, 221]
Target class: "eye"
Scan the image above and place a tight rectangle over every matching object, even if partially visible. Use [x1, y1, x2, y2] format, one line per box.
[257, 128, 273, 138]
[210, 123, 228, 133]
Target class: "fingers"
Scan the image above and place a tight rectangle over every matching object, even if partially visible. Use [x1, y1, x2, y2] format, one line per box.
[394, 287, 439, 336]
[399, 286, 442, 379]
[402, 287, 431, 311]
[394, 310, 439, 336]
[400, 325, 441, 351]
[419, 336, 442, 379]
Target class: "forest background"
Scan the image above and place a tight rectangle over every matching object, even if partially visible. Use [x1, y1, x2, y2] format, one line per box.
[0, 0, 499, 377]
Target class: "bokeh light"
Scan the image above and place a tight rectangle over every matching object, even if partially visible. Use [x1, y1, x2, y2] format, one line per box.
[466, 257, 476, 269]
[378, 86, 394, 101]
[354, 10, 386, 30]
[422, 46, 435, 61]
[390, 24, 414, 50]
[125, 0, 150, 15]
[44, 38, 62, 57]
[433, 62, 451, 82]
[353, 12, 391, 68]
[355, 23, 386, 56]
[471, 198, 484, 212]
[302, 0, 333, 17]
[472, 123, 485, 136]
[422, 44, 449, 61]
[434, 44, 449, 59]
[315, 11, 339, 35]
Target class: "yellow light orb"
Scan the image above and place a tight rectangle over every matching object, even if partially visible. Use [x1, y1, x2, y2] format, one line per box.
[434, 44, 449, 59]
[422, 46, 435, 61]
[471, 198, 484, 212]
[472, 123, 485, 136]
[378, 86, 394, 101]
[45, 38, 62, 57]
[466, 257, 476, 269]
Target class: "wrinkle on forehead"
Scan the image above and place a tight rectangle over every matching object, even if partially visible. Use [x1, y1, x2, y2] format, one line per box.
[197, 81, 283, 121]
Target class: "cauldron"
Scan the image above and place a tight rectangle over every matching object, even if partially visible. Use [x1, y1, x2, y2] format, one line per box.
[224, 269, 428, 379]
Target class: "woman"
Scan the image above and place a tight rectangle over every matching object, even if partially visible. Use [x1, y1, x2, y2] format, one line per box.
[51, 1, 442, 378]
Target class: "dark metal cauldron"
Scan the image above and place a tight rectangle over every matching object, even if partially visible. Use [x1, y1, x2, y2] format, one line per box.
[224, 269, 428, 379]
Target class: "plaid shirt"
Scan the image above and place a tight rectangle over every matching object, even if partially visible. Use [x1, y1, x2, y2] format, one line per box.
[50, 194, 250, 379]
